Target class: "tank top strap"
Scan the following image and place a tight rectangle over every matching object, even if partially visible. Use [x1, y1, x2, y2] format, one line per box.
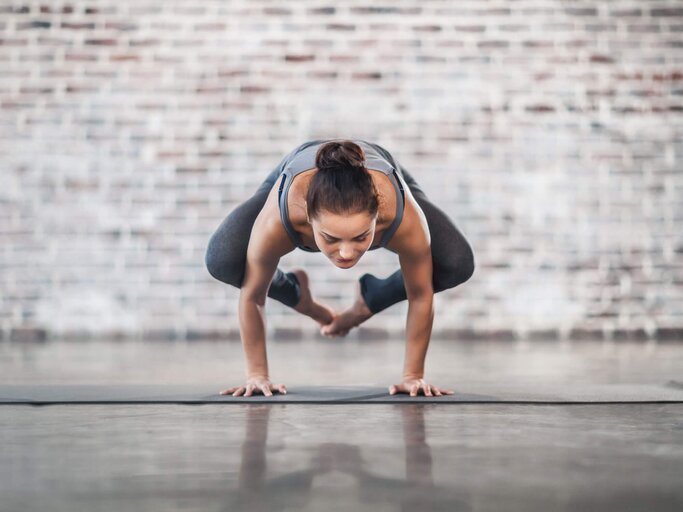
[376, 168, 406, 249]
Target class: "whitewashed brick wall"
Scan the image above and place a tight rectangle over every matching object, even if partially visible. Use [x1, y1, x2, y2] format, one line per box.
[1, 1, 682, 342]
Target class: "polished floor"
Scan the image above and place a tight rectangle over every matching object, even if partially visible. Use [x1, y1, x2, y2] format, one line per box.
[1, 338, 682, 511]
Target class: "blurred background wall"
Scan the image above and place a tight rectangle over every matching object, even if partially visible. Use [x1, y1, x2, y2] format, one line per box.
[1, 1, 682, 342]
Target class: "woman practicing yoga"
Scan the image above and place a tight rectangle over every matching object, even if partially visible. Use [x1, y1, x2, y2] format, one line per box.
[205, 139, 475, 398]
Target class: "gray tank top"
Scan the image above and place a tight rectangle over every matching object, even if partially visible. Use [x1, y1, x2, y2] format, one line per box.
[277, 139, 406, 253]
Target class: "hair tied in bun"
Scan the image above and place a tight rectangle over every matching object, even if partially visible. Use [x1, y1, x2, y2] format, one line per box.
[307, 140, 379, 220]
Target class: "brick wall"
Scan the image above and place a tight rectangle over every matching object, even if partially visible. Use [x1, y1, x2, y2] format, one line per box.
[1, 1, 682, 342]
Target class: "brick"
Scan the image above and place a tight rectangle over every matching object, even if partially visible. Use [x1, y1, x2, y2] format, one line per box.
[40, 5, 73, 14]
[351, 72, 382, 80]
[186, 329, 241, 341]
[10, 327, 47, 342]
[609, 8, 642, 17]
[272, 327, 304, 340]
[84, 38, 117, 46]
[326, 24, 355, 31]
[105, 22, 138, 31]
[655, 328, 683, 341]
[141, 329, 181, 341]
[350, 7, 420, 15]
[527, 329, 561, 341]
[61, 22, 96, 30]
[611, 328, 650, 341]
[590, 54, 615, 63]
[285, 54, 315, 62]
[627, 24, 661, 33]
[412, 25, 442, 32]
[356, 327, 390, 340]
[568, 329, 605, 341]
[436, 329, 517, 341]
[565, 8, 598, 16]
[525, 104, 556, 113]
[308, 7, 336, 15]
[651, 8, 683, 17]
[1, 5, 30, 14]
[453, 25, 486, 33]
[16, 21, 51, 30]
[263, 7, 292, 16]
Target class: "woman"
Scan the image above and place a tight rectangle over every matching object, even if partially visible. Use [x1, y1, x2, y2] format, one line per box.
[205, 139, 475, 398]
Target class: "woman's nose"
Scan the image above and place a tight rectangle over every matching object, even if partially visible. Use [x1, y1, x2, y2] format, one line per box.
[339, 245, 354, 258]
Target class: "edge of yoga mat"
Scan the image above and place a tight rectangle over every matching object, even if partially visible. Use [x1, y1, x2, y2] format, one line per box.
[1, 384, 682, 404]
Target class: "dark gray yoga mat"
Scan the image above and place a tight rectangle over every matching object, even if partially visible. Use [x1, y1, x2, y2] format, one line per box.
[0, 385, 495, 404]
[1, 384, 683, 404]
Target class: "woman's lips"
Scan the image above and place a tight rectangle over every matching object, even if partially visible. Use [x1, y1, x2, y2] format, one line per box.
[337, 258, 353, 263]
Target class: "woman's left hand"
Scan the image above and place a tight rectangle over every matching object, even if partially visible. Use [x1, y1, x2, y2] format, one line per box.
[389, 377, 454, 397]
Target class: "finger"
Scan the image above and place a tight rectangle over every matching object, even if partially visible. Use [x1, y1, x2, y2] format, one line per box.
[434, 388, 443, 396]
[389, 385, 396, 395]
[244, 385, 254, 397]
[232, 387, 245, 397]
[424, 384, 433, 397]
[220, 387, 237, 395]
[441, 389, 454, 395]
[278, 384, 287, 395]
[261, 385, 273, 397]
[410, 385, 418, 397]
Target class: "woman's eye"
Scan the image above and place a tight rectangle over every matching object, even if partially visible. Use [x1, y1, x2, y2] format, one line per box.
[324, 236, 367, 243]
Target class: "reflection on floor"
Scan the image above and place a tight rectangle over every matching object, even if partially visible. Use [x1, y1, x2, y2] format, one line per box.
[2, 404, 682, 512]
[1, 338, 682, 511]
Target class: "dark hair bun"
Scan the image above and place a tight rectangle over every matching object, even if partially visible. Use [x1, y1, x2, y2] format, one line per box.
[315, 140, 366, 172]
[306, 139, 379, 220]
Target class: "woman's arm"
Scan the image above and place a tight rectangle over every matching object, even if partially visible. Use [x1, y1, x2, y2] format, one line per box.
[387, 196, 453, 396]
[220, 214, 293, 397]
[240, 217, 284, 375]
[397, 217, 434, 379]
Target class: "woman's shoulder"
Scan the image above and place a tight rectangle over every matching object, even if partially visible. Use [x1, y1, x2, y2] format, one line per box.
[253, 183, 298, 255]
[385, 190, 430, 254]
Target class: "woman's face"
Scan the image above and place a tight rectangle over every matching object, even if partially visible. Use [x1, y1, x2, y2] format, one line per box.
[308, 210, 377, 268]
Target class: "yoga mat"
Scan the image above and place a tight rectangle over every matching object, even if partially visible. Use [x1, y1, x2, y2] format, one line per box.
[1, 384, 682, 404]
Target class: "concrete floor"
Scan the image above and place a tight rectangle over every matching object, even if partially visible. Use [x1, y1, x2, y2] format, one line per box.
[1, 338, 682, 511]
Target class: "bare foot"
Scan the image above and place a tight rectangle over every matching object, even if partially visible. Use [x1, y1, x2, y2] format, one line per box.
[291, 268, 335, 328]
[320, 279, 373, 338]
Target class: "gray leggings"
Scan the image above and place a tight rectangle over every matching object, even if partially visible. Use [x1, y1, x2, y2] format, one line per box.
[205, 150, 475, 315]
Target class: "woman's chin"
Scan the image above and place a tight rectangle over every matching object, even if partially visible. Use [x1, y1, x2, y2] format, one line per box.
[333, 258, 356, 268]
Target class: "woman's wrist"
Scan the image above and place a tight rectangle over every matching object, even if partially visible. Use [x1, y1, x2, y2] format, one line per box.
[247, 372, 269, 380]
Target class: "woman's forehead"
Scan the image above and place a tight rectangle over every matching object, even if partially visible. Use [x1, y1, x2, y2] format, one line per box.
[315, 212, 376, 236]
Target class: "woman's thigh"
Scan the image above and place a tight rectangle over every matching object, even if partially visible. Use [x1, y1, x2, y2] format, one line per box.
[204, 168, 282, 286]
[398, 163, 475, 289]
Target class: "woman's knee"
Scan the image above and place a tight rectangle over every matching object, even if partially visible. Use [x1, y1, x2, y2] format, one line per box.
[204, 234, 244, 288]
[204, 197, 265, 287]
[434, 244, 475, 291]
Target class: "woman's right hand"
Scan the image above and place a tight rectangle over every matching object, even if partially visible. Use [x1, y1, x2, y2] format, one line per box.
[219, 376, 287, 397]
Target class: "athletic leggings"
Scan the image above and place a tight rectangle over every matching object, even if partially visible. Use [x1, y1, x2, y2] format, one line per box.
[204, 151, 475, 315]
